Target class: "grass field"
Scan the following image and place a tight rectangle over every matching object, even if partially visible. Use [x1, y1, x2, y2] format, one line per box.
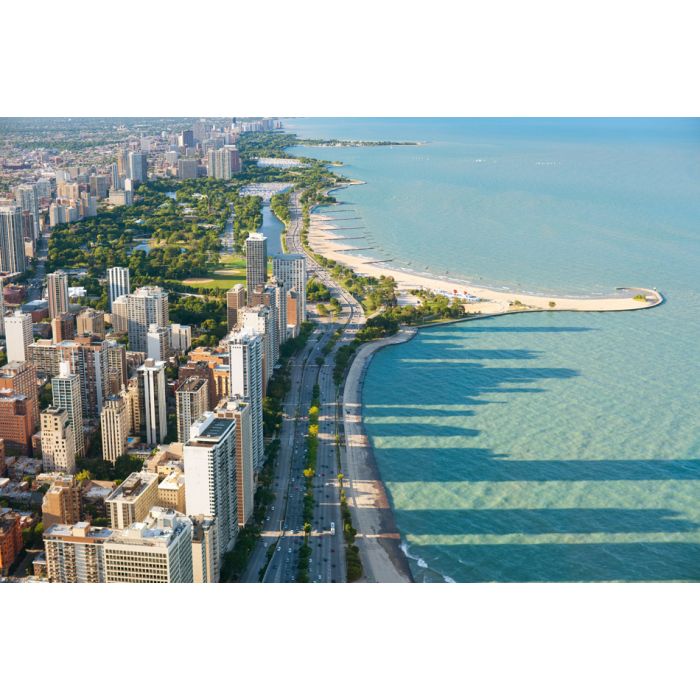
[181, 254, 272, 290]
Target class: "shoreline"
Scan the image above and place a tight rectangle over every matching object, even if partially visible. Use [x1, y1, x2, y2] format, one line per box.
[311, 182, 664, 315]
[341, 328, 417, 583]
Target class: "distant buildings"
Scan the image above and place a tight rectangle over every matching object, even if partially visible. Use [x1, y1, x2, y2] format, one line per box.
[127, 151, 148, 184]
[207, 146, 241, 179]
[0, 205, 26, 274]
[245, 233, 267, 299]
[177, 159, 199, 180]
[170, 323, 191, 354]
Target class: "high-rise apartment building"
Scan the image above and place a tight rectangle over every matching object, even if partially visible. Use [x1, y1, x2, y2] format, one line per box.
[157, 470, 186, 513]
[105, 340, 127, 395]
[245, 233, 267, 298]
[146, 324, 170, 362]
[57, 336, 110, 420]
[126, 286, 169, 353]
[207, 146, 241, 179]
[40, 407, 76, 472]
[229, 328, 264, 471]
[137, 359, 168, 445]
[105, 471, 158, 529]
[14, 183, 40, 238]
[110, 162, 120, 190]
[226, 283, 246, 331]
[250, 283, 281, 366]
[239, 305, 275, 383]
[89, 175, 109, 200]
[107, 267, 130, 310]
[177, 159, 199, 180]
[5, 311, 33, 363]
[46, 272, 70, 319]
[0, 512, 24, 576]
[184, 413, 238, 561]
[42, 475, 81, 529]
[176, 376, 208, 444]
[272, 253, 306, 327]
[100, 394, 129, 464]
[215, 397, 254, 527]
[0, 390, 34, 455]
[51, 361, 85, 457]
[170, 323, 191, 354]
[0, 205, 27, 273]
[110, 295, 129, 333]
[127, 152, 148, 184]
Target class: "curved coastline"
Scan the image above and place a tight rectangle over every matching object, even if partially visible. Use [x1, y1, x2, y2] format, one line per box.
[318, 181, 666, 583]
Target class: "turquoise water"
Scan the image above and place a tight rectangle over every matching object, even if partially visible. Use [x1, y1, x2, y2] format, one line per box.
[290, 119, 700, 582]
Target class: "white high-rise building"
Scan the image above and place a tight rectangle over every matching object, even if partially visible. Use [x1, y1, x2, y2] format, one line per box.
[146, 324, 170, 362]
[5, 311, 33, 363]
[245, 233, 267, 298]
[207, 145, 241, 179]
[170, 323, 192, 353]
[107, 267, 130, 310]
[110, 295, 129, 334]
[184, 413, 238, 562]
[52, 361, 85, 458]
[0, 205, 27, 274]
[272, 253, 306, 327]
[229, 328, 264, 471]
[126, 286, 169, 353]
[239, 305, 275, 383]
[137, 359, 168, 445]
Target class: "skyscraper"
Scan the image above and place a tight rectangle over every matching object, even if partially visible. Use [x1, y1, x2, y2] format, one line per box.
[76, 308, 105, 338]
[52, 361, 85, 458]
[0, 205, 27, 274]
[127, 151, 148, 183]
[229, 328, 264, 471]
[40, 407, 76, 473]
[137, 359, 168, 445]
[100, 394, 129, 464]
[146, 324, 170, 362]
[0, 361, 39, 431]
[176, 376, 209, 444]
[14, 184, 40, 238]
[110, 162, 120, 190]
[126, 286, 169, 353]
[245, 233, 267, 298]
[207, 146, 241, 179]
[46, 271, 70, 319]
[184, 413, 238, 561]
[239, 305, 275, 383]
[250, 282, 281, 366]
[272, 253, 306, 327]
[226, 283, 246, 331]
[215, 397, 254, 527]
[4, 311, 33, 363]
[107, 267, 130, 310]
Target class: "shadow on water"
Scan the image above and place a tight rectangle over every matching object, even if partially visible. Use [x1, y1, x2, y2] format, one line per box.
[364, 326, 700, 581]
[400, 508, 700, 535]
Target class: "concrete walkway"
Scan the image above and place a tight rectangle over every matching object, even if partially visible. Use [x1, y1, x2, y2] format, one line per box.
[341, 328, 417, 583]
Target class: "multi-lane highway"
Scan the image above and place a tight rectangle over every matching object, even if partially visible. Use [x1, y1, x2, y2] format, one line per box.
[242, 189, 365, 583]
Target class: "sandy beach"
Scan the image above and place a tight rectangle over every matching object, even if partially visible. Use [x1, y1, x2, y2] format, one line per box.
[309, 205, 664, 315]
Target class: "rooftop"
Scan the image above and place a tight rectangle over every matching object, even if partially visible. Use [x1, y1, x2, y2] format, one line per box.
[105, 472, 157, 503]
